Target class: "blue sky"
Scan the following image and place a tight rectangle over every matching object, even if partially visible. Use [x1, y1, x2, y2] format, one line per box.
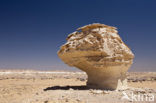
[0, 0, 156, 71]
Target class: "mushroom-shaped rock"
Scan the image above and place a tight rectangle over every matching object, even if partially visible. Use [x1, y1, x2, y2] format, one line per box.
[58, 23, 134, 90]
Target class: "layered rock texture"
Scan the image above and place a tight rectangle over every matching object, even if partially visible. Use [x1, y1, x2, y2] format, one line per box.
[58, 23, 134, 90]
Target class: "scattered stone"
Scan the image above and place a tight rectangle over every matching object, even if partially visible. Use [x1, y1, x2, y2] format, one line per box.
[44, 100, 48, 103]
[69, 88, 74, 91]
[90, 89, 109, 94]
[76, 98, 81, 102]
[77, 77, 86, 81]
[65, 98, 69, 102]
[90, 89, 103, 94]
[64, 76, 70, 79]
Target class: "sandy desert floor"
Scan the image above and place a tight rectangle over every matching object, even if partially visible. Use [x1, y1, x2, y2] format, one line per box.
[0, 70, 156, 103]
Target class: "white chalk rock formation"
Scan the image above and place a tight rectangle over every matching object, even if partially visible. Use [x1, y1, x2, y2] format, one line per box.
[58, 23, 134, 90]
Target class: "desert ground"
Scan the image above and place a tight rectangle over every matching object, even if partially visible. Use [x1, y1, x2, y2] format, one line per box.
[0, 70, 156, 103]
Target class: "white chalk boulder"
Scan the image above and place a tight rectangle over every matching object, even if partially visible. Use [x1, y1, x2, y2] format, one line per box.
[58, 23, 134, 90]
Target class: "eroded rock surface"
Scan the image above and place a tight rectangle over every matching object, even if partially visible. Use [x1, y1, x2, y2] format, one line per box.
[58, 23, 134, 90]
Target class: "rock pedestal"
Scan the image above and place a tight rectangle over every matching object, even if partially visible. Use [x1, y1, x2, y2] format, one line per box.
[58, 23, 134, 90]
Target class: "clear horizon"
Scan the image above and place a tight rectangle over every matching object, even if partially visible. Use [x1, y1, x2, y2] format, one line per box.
[0, 0, 156, 71]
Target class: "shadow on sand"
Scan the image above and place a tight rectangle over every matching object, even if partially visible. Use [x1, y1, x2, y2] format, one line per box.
[44, 85, 90, 91]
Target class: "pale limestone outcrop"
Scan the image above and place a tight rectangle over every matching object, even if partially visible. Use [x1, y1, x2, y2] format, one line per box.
[58, 23, 134, 90]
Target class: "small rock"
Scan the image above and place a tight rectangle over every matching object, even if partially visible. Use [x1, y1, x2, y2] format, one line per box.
[65, 98, 69, 102]
[77, 77, 86, 81]
[44, 100, 48, 103]
[103, 90, 109, 94]
[76, 98, 81, 102]
[90, 89, 105, 94]
[69, 88, 74, 91]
